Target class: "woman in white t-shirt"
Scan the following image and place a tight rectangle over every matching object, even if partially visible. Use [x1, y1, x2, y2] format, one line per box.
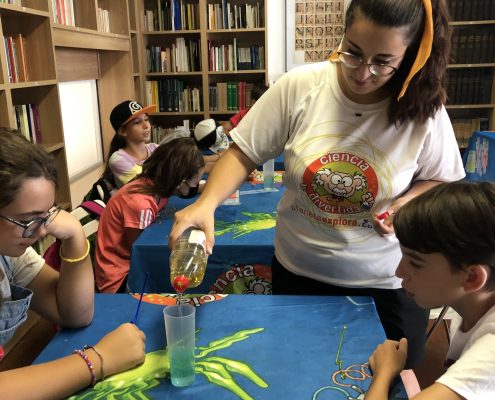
[169, 0, 465, 369]
[0, 128, 145, 398]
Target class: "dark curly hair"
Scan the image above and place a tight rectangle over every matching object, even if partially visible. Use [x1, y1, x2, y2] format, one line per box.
[0, 127, 57, 208]
[345, 0, 451, 125]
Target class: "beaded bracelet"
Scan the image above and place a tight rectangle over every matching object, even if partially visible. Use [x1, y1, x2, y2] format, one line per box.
[60, 239, 90, 263]
[84, 345, 105, 381]
[73, 349, 96, 387]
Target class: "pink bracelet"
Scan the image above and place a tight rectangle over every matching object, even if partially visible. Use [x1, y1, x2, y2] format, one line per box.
[73, 349, 97, 387]
[84, 345, 105, 381]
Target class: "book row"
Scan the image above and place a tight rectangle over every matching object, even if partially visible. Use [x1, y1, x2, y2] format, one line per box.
[445, 69, 493, 105]
[3, 34, 28, 83]
[207, 1, 263, 30]
[145, 79, 202, 113]
[451, 26, 495, 64]
[146, 38, 201, 73]
[448, 0, 495, 22]
[208, 40, 264, 71]
[143, 0, 199, 31]
[13, 103, 42, 145]
[51, 0, 75, 26]
[209, 81, 255, 112]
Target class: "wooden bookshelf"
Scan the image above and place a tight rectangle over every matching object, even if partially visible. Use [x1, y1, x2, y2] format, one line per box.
[0, 2, 70, 207]
[134, 0, 268, 136]
[0, 0, 136, 209]
[446, 0, 495, 148]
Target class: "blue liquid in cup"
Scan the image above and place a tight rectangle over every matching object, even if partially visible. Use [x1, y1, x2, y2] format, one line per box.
[170, 344, 195, 386]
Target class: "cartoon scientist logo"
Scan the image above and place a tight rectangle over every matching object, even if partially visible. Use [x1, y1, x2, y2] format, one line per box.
[301, 152, 379, 215]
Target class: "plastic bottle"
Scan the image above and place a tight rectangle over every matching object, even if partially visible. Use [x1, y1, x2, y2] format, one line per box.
[263, 158, 275, 191]
[170, 228, 207, 293]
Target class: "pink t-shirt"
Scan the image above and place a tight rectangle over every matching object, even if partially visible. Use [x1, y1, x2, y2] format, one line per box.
[95, 179, 168, 293]
[109, 143, 158, 188]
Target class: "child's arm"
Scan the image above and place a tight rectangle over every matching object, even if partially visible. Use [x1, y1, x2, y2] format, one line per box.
[0, 323, 145, 400]
[28, 210, 94, 328]
[365, 338, 465, 400]
[365, 338, 408, 399]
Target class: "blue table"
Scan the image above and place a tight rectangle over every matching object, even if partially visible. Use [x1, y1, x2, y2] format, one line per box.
[129, 182, 284, 294]
[463, 131, 495, 181]
[34, 294, 407, 399]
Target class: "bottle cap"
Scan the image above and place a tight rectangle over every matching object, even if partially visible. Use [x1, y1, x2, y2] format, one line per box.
[173, 275, 189, 293]
[377, 211, 390, 220]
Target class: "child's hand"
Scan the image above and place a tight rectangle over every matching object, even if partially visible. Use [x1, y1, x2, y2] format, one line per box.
[369, 338, 408, 381]
[94, 323, 146, 377]
[44, 209, 84, 240]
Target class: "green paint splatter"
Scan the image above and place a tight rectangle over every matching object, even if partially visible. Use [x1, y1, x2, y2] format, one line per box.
[215, 212, 277, 238]
[69, 328, 267, 400]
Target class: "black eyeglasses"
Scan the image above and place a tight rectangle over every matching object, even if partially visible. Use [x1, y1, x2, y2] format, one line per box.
[0, 206, 60, 238]
[337, 51, 401, 77]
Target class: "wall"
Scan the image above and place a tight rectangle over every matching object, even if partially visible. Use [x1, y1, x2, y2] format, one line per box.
[267, 0, 286, 83]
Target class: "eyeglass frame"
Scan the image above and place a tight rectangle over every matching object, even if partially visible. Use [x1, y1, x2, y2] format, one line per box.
[0, 206, 61, 238]
[336, 50, 403, 77]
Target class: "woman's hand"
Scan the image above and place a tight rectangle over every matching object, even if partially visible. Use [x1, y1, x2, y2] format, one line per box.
[44, 209, 84, 241]
[169, 201, 216, 255]
[94, 323, 146, 377]
[372, 208, 395, 236]
[369, 338, 408, 381]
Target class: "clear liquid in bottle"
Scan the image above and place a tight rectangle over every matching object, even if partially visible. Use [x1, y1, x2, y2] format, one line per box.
[170, 228, 207, 293]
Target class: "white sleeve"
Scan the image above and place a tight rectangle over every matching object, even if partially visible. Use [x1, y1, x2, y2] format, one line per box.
[414, 106, 466, 182]
[11, 247, 46, 288]
[231, 70, 299, 165]
[436, 333, 495, 400]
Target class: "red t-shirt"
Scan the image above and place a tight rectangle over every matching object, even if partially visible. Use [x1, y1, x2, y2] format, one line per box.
[95, 179, 168, 293]
[230, 108, 249, 128]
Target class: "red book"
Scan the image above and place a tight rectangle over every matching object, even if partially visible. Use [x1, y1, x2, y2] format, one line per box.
[6, 36, 17, 83]
[13, 34, 29, 82]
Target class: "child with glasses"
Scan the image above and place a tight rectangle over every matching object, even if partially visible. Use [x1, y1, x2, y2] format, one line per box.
[95, 137, 205, 293]
[367, 181, 495, 399]
[0, 128, 145, 398]
[169, 0, 465, 369]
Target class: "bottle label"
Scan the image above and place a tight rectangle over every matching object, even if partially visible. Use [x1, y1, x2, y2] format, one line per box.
[188, 229, 206, 249]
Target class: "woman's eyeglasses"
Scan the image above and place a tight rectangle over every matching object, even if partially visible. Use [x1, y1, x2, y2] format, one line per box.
[0, 206, 60, 238]
[337, 51, 400, 77]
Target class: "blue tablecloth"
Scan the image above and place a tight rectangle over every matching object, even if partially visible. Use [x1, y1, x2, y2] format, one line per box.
[463, 131, 495, 181]
[34, 294, 407, 399]
[129, 182, 284, 294]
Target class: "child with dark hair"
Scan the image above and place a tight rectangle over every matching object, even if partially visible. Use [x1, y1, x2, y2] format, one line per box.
[367, 181, 495, 399]
[95, 137, 205, 293]
[0, 128, 145, 398]
[102, 100, 157, 189]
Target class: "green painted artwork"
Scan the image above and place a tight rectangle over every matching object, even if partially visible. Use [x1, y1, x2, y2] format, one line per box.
[68, 328, 267, 400]
[215, 212, 277, 238]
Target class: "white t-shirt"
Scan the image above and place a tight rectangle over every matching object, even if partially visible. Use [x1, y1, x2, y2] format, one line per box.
[436, 305, 495, 399]
[231, 61, 465, 289]
[0, 247, 45, 300]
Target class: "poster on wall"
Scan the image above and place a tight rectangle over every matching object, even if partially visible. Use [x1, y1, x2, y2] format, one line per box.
[286, 0, 349, 71]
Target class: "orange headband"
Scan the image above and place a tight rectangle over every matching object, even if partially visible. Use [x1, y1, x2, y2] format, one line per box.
[397, 0, 434, 100]
[328, 0, 434, 101]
